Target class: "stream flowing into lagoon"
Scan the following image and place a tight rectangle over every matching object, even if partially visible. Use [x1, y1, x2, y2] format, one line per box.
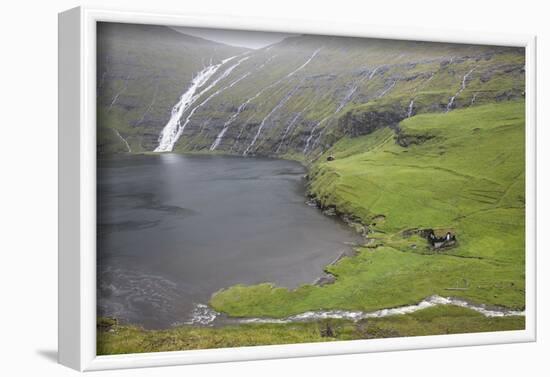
[97, 154, 362, 329]
[187, 295, 524, 327]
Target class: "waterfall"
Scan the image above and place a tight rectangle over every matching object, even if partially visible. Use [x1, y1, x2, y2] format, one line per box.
[107, 76, 129, 111]
[275, 112, 302, 153]
[257, 54, 277, 70]
[135, 81, 159, 126]
[211, 52, 312, 151]
[113, 129, 131, 153]
[210, 101, 249, 151]
[405, 73, 434, 119]
[303, 116, 330, 154]
[285, 48, 321, 78]
[154, 56, 237, 152]
[446, 67, 475, 113]
[167, 57, 251, 150]
[229, 123, 248, 153]
[378, 80, 396, 98]
[335, 85, 358, 113]
[419, 72, 435, 91]
[243, 85, 300, 156]
[407, 100, 414, 118]
[306, 68, 380, 153]
[239, 48, 321, 155]
[368, 66, 381, 79]
[210, 56, 278, 151]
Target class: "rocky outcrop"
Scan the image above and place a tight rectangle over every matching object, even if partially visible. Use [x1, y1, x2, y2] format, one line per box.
[395, 132, 435, 147]
[339, 107, 406, 138]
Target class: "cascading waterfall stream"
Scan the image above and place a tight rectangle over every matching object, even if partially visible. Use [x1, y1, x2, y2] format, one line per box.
[240, 48, 322, 156]
[275, 96, 321, 154]
[107, 76, 129, 111]
[243, 85, 301, 155]
[210, 101, 249, 151]
[167, 56, 251, 149]
[275, 112, 303, 153]
[210, 55, 278, 151]
[303, 116, 330, 154]
[285, 48, 322, 77]
[135, 81, 159, 126]
[378, 80, 396, 98]
[257, 54, 277, 70]
[308, 66, 391, 150]
[154, 56, 237, 152]
[335, 85, 358, 113]
[446, 67, 476, 113]
[406, 73, 435, 118]
[368, 66, 381, 79]
[407, 100, 415, 118]
[113, 129, 131, 153]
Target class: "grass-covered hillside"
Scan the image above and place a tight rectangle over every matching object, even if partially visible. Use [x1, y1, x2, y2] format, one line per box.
[98, 24, 525, 157]
[210, 101, 525, 317]
[96, 25, 526, 353]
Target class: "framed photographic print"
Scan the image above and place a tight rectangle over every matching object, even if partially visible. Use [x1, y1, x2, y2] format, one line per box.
[58, 6, 536, 371]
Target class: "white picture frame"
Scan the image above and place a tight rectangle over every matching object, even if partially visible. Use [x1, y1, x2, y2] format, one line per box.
[58, 6, 537, 371]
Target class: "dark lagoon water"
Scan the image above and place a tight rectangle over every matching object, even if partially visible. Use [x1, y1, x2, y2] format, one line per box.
[97, 154, 361, 329]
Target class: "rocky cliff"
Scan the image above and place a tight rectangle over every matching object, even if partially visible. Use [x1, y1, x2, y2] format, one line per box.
[97, 23, 525, 158]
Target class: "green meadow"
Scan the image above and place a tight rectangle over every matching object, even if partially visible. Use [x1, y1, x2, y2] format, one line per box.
[210, 101, 525, 317]
[97, 305, 524, 355]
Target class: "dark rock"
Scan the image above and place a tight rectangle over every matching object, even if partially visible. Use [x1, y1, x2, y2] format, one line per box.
[339, 107, 405, 138]
[395, 133, 434, 147]
[314, 274, 336, 286]
[323, 207, 337, 216]
[320, 323, 335, 337]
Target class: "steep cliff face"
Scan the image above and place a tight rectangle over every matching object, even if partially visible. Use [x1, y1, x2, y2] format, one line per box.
[97, 24, 525, 158]
[97, 22, 247, 154]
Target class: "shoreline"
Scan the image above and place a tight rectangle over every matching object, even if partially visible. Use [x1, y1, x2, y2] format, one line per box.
[98, 136, 524, 326]
[98, 151, 366, 329]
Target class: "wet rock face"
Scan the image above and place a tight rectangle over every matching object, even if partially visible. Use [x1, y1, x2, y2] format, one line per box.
[339, 108, 405, 138]
[96, 22, 247, 154]
[97, 23, 525, 156]
[314, 274, 336, 286]
[395, 133, 435, 147]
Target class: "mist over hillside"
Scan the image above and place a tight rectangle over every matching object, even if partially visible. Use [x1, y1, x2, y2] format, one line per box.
[97, 23, 524, 158]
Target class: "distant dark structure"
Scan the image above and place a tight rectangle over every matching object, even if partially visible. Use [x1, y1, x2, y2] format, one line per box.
[327, 154, 335, 161]
[425, 229, 457, 250]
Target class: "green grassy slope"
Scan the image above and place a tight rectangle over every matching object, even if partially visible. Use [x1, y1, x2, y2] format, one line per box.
[97, 305, 524, 355]
[210, 101, 525, 317]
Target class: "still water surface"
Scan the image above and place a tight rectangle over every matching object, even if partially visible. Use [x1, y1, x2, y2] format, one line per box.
[97, 154, 360, 328]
